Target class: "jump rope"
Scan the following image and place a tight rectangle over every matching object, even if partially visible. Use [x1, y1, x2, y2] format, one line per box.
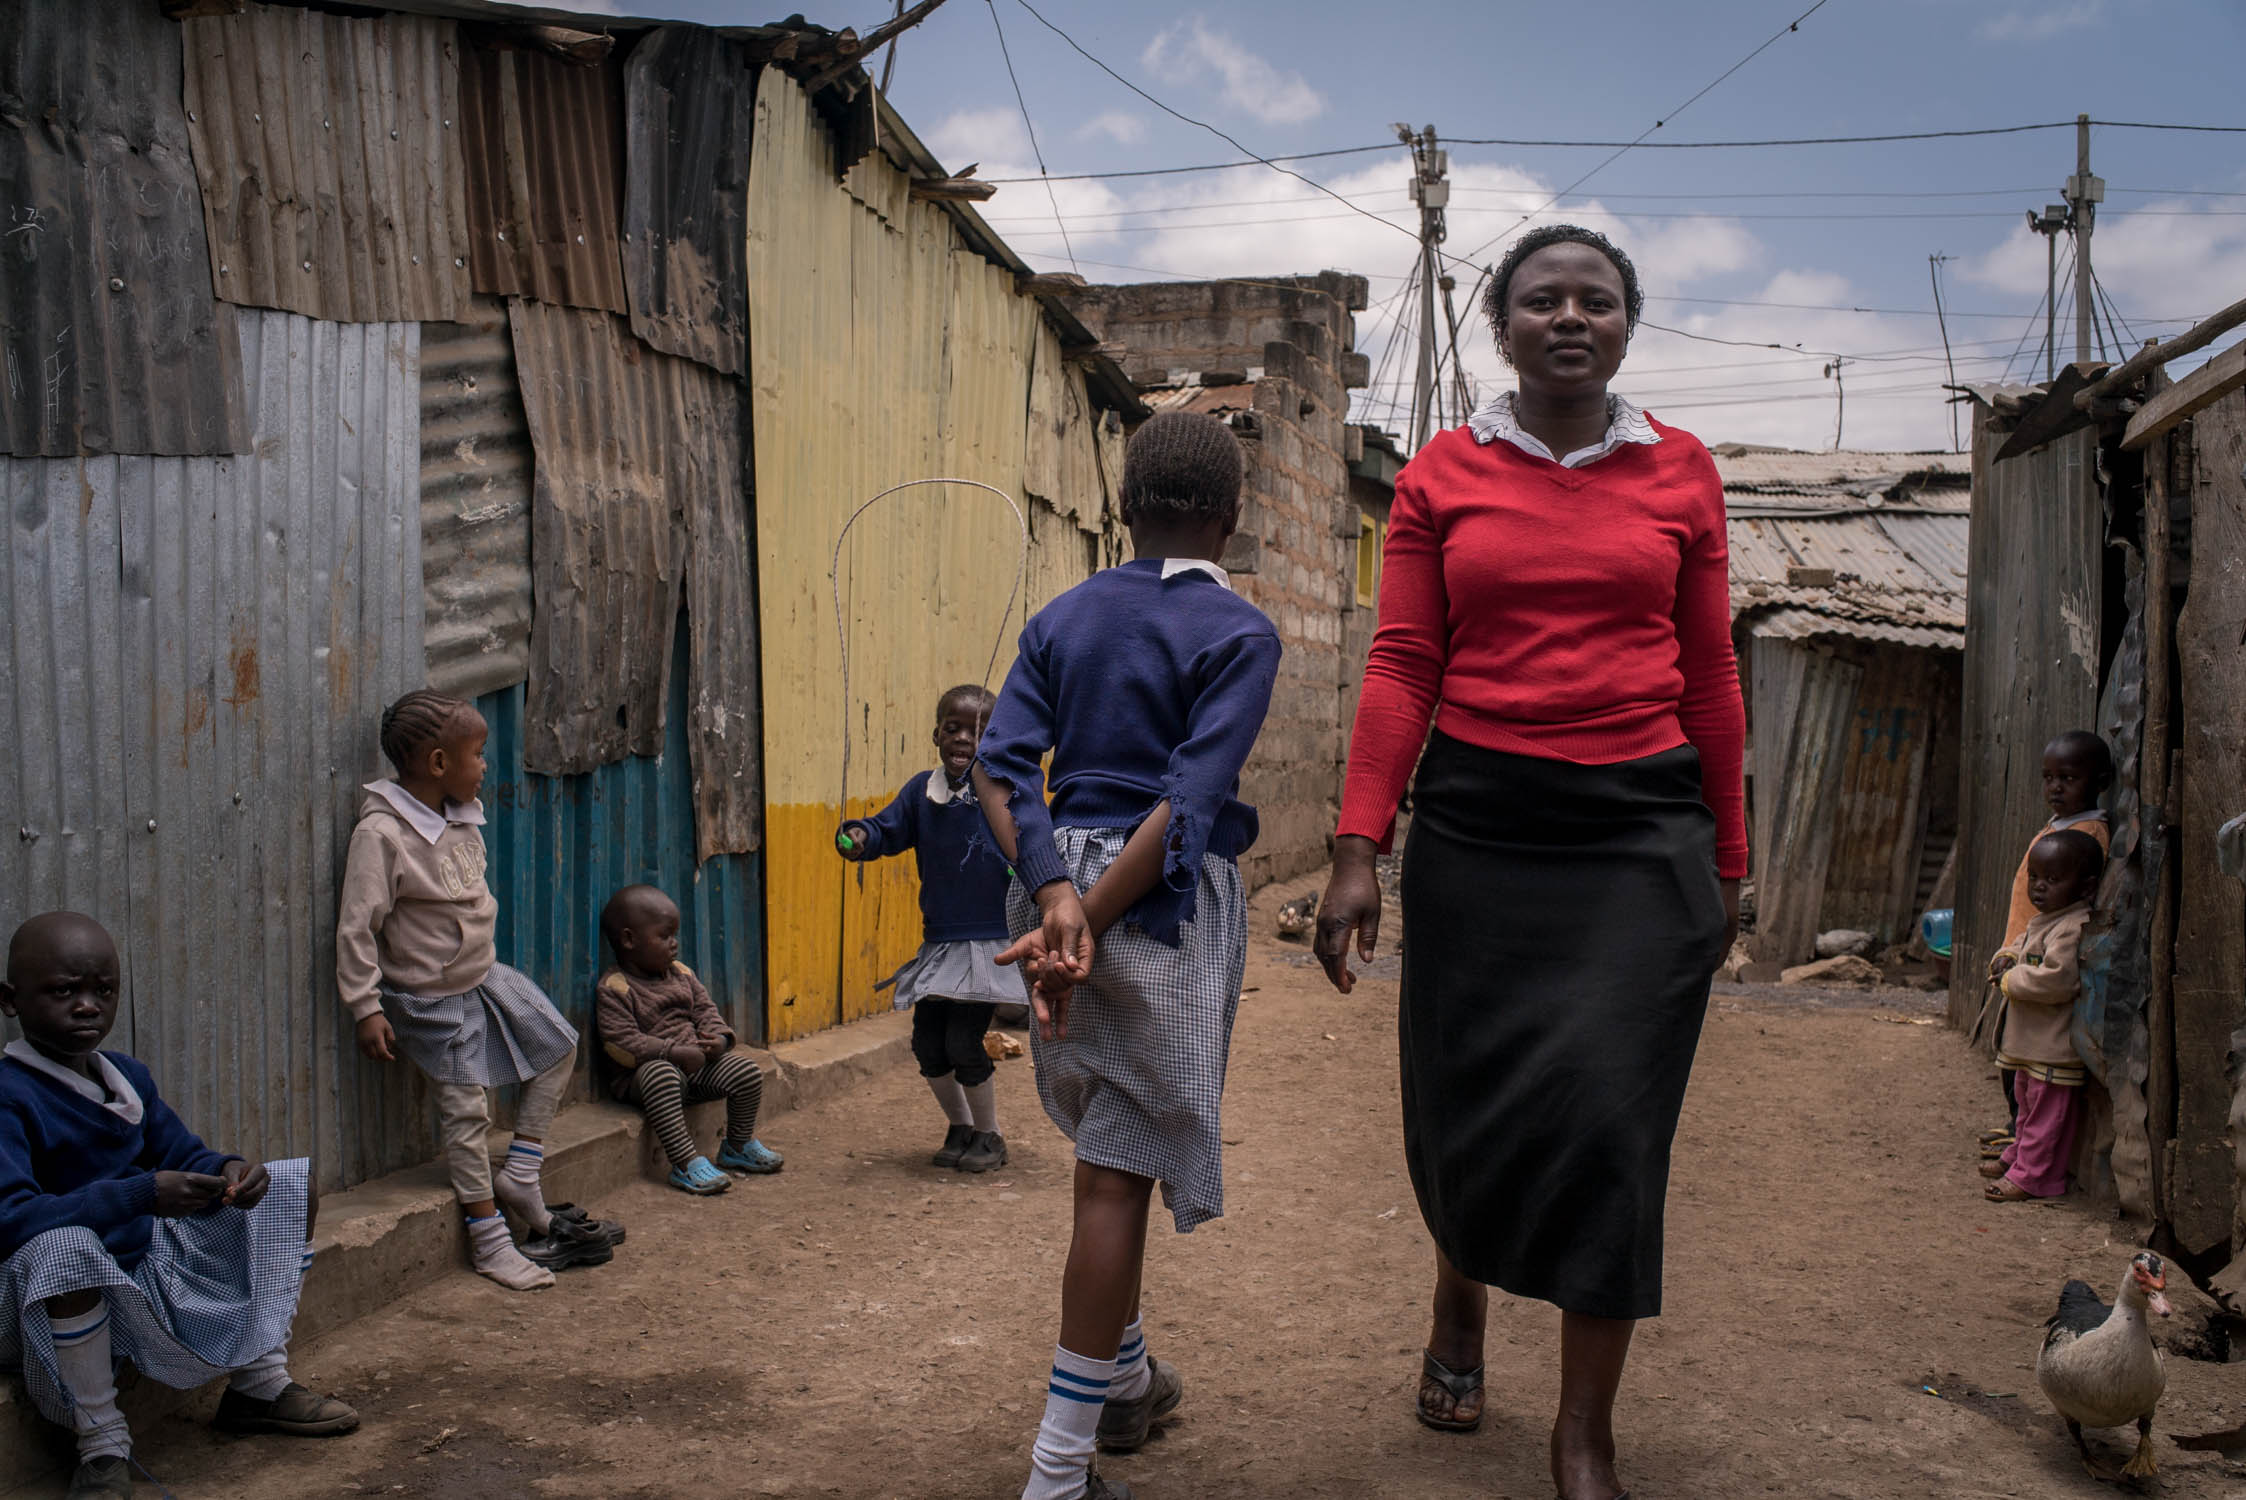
[829, 478, 1031, 858]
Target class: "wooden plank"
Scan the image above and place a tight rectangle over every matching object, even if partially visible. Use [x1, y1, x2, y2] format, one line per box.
[2169, 388, 2246, 1255]
[2122, 341, 2246, 452]
[2082, 293, 2246, 406]
[1753, 645, 1862, 965]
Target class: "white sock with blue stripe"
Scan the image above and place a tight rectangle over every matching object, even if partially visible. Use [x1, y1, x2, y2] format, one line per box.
[227, 1243, 312, 1402]
[50, 1302, 130, 1461]
[1022, 1345, 1113, 1500]
[494, 1139, 553, 1233]
[1110, 1317, 1150, 1402]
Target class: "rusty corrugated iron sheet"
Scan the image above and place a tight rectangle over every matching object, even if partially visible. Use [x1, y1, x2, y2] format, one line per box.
[0, 0, 248, 457]
[1820, 645, 1945, 943]
[2083, 552, 2151, 1215]
[748, 66, 1116, 1042]
[420, 297, 532, 700]
[458, 40, 629, 314]
[1, 311, 428, 1192]
[622, 26, 752, 376]
[1746, 606, 1960, 652]
[181, 2, 473, 323]
[506, 298, 760, 855]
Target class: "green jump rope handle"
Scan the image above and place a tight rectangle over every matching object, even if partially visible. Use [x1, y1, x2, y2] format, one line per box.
[835, 827, 863, 856]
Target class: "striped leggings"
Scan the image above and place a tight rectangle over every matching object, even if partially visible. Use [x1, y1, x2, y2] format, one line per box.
[622, 1053, 764, 1170]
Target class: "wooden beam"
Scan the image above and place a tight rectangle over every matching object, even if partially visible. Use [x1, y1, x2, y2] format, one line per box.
[909, 178, 998, 202]
[1017, 272, 1089, 296]
[803, 0, 951, 90]
[2080, 293, 2246, 407]
[1994, 360, 2109, 461]
[1063, 341, 1128, 364]
[2122, 341, 2246, 451]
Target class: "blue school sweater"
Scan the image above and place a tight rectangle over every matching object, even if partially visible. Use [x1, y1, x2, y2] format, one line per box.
[0, 1051, 236, 1272]
[979, 559, 1281, 943]
[854, 770, 1013, 943]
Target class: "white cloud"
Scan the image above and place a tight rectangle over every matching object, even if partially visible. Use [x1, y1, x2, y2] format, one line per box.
[1977, 0, 2102, 42]
[1141, 18, 1325, 127]
[1078, 111, 1150, 147]
[924, 108, 1029, 172]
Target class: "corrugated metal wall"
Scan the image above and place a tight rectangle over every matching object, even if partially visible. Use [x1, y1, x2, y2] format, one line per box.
[747, 68, 1114, 1041]
[1, 0, 248, 457]
[1, 311, 428, 1191]
[1821, 643, 1948, 943]
[181, 3, 474, 324]
[480, 621, 766, 1058]
[622, 25, 753, 377]
[1748, 636, 1863, 965]
[420, 297, 533, 700]
[1952, 422, 2101, 1028]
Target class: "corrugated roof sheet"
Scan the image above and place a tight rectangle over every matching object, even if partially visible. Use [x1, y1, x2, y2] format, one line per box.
[1143, 382, 1258, 415]
[1722, 447, 1970, 647]
[623, 25, 752, 375]
[2, 310, 429, 1191]
[458, 40, 630, 314]
[0, 0, 249, 457]
[419, 297, 532, 700]
[182, 3, 474, 323]
[1746, 606, 1963, 651]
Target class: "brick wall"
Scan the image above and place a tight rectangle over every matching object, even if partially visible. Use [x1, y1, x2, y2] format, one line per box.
[1075, 273, 1373, 890]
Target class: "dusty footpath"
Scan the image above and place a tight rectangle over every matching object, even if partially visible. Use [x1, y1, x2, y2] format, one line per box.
[18, 903, 2246, 1499]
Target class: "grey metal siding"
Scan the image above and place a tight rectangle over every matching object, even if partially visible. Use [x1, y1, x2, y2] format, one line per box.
[420, 298, 533, 700]
[2, 312, 428, 1190]
[622, 27, 753, 376]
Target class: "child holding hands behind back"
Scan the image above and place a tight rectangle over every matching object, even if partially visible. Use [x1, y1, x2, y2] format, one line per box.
[1, 913, 357, 1500]
[976, 410, 1280, 1500]
[338, 690, 620, 1292]
[596, 884, 781, 1195]
[1981, 829, 2104, 1202]
[836, 684, 1016, 1174]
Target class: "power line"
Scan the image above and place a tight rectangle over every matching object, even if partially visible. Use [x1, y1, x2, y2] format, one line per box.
[991, 205, 2246, 236]
[1000, 0, 1423, 253]
[982, 143, 1401, 185]
[982, 0, 1076, 276]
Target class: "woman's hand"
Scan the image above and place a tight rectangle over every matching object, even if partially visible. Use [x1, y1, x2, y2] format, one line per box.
[220, 1159, 270, 1210]
[1719, 878, 1741, 960]
[356, 1013, 397, 1063]
[152, 1171, 228, 1217]
[1314, 837, 1383, 994]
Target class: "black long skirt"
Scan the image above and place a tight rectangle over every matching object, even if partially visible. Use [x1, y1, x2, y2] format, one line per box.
[1399, 732, 1728, 1320]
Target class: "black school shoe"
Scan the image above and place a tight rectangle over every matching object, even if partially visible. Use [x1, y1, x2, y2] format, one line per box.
[1080, 1467, 1133, 1499]
[958, 1131, 1008, 1173]
[212, 1382, 362, 1437]
[64, 1456, 133, 1499]
[1098, 1359, 1182, 1453]
[518, 1215, 614, 1271]
[548, 1202, 627, 1247]
[932, 1123, 975, 1168]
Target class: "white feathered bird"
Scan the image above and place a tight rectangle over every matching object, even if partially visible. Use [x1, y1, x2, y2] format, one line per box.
[2036, 1250, 2172, 1481]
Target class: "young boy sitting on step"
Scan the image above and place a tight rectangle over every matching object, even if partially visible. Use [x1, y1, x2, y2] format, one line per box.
[0, 913, 358, 1500]
[596, 885, 782, 1195]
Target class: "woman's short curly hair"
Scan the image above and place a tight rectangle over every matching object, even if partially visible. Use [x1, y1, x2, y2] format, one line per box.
[1482, 224, 1645, 356]
[1119, 410, 1245, 529]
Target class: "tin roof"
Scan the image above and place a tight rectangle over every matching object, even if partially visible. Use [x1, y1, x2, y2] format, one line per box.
[1, 0, 249, 457]
[1143, 382, 1259, 416]
[1717, 446, 1971, 649]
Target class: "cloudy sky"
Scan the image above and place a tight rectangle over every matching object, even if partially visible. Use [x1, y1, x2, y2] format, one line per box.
[554, 0, 2242, 452]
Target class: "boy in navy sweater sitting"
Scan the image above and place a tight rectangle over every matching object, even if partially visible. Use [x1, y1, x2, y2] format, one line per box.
[837, 684, 1017, 1172]
[0, 913, 356, 1499]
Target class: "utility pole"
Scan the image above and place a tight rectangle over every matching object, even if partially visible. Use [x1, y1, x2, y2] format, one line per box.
[1398, 123, 1449, 450]
[2065, 113, 2104, 362]
[2026, 204, 2069, 381]
[1823, 357, 1847, 450]
[1928, 255, 1959, 451]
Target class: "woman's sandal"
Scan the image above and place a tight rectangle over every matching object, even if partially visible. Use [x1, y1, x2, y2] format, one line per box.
[1416, 1349, 1484, 1433]
[1985, 1179, 2034, 1202]
[1977, 1158, 2007, 1179]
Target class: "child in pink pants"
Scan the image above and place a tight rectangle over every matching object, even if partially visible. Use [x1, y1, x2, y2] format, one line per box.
[1982, 829, 2103, 1202]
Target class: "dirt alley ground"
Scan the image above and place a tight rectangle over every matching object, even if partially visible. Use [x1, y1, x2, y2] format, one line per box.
[33, 883, 2246, 1500]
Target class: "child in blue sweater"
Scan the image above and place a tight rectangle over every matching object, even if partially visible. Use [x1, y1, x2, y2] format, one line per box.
[837, 684, 1015, 1173]
[975, 411, 1280, 1500]
[0, 913, 357, 1500]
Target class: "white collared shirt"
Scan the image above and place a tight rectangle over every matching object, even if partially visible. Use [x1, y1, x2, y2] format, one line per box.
[1160, 557, 1234, 591]
[1466, 390, 1661, 469]
[924, 770, 973, 805]
[3, 1038, 145, 1124]
[364, 781, 487, 846]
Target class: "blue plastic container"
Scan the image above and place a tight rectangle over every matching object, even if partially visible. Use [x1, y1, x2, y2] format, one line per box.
[1921, 908, 1954, 959]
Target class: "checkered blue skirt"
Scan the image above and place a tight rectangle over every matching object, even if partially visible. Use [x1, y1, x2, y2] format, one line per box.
[1007, 828, 1248, 1233]
[0, 1158, 309, 1426]
[379, 961, 578, 1087]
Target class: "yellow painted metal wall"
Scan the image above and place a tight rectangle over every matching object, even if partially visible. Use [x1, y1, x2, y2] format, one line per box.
[747, 71, 1116, 1041]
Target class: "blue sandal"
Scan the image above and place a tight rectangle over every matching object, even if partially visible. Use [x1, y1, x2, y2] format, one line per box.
[669, 1156, 732, 1195]
[717, 1139, 784, 1174]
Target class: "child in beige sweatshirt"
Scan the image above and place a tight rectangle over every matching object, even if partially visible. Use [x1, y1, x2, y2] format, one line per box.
[337, 689, 622, 1290]
[1980, 828, 2103, 1203]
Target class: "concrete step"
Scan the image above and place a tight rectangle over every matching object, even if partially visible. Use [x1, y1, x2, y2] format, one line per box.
[2, 1013, 914, 1495]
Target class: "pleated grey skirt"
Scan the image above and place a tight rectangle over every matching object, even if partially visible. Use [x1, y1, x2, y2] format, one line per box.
[1400, 733, 1728, 1320]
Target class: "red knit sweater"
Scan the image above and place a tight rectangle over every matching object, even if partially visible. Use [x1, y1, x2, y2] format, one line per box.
[1337, 416, 1749, 878]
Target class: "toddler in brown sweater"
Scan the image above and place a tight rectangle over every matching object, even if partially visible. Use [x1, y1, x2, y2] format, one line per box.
[337, 690, 621, 1290]
[596, 886, 782, 1194]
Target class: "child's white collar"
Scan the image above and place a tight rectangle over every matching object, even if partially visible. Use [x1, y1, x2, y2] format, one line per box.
[3, 1038, 145, 1124]
[1161, 557, 1233, 591]
[925, 771, 973, 805]
[365, 780, 486, 845]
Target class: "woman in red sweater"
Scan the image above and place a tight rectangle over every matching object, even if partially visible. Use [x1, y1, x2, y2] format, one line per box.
[1315, 225, 1744, 1500]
